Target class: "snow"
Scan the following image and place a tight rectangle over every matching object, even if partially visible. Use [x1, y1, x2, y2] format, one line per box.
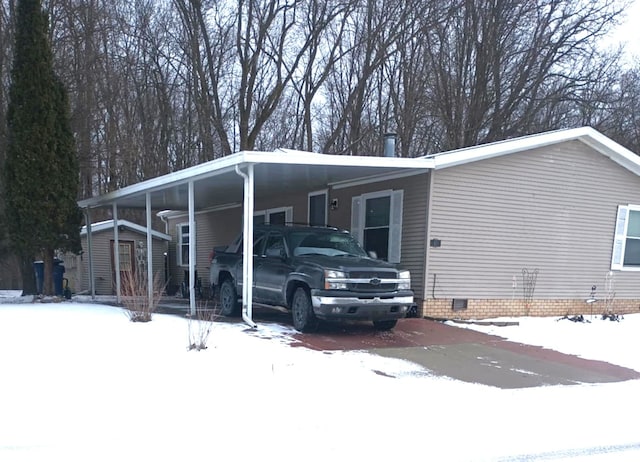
[1, 302, 639, 462]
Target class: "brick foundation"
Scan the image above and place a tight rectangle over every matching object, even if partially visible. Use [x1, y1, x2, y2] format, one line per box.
[419, 298, 640, 320]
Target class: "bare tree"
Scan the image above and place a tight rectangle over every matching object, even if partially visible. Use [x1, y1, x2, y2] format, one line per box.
[317, 0, 417, 156]
[173, 0, 234, 159]
[1, 0, 631, 213]
[423, 0, 625, 151]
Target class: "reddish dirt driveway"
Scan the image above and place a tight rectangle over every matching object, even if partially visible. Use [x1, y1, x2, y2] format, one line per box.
[288, 317, 640, 389]
[159, 301, 639, 389]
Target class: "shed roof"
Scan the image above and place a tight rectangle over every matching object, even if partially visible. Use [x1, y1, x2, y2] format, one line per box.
[81, 219, 171, 241]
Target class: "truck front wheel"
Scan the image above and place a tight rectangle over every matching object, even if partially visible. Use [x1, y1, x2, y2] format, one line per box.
[219, 279, 240, 317]
[291, 287, 318, 333]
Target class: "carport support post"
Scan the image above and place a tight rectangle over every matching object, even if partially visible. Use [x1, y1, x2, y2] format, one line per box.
[146, 193, 154, 308]
[85, 208, 96, 299]
[113, 203, 121, 304]
[188, 181, 196, 317]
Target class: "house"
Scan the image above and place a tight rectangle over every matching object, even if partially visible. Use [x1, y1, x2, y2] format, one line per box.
[78, 127, 640, 321]
[64, 219, 170, 295]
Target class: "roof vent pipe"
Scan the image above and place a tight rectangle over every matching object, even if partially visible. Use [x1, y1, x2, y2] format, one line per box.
[383, 133, 397, 157]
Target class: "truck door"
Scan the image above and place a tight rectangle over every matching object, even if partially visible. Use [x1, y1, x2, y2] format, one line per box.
[254, 232, 289, 305]
[235, 231, 265, 296]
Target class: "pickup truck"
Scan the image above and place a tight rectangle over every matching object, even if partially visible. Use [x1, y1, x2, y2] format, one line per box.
[209, 224, 414, 332]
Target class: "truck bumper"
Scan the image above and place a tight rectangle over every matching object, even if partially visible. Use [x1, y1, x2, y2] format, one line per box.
[310, 290, 414, 321]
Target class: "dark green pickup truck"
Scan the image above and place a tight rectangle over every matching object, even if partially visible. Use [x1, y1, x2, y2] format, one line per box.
[209, 224, 414, 332]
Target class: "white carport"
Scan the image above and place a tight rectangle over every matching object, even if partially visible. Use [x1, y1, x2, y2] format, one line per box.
[78, 149, 432, 327]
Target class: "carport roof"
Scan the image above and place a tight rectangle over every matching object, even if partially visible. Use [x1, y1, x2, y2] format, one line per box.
[78, 149, 433, 211]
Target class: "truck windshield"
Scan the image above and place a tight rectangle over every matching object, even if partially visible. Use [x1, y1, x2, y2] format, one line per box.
[290, 231, 368, 258]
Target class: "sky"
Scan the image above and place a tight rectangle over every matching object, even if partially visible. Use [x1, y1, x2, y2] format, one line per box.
[0, 301, 639, 462]
[604, 0, 640, 62]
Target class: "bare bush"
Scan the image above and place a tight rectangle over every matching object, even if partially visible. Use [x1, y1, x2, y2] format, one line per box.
[120, 271, 165, 322]
[522, 268, 538, 315]
[188, 301, 218, 351]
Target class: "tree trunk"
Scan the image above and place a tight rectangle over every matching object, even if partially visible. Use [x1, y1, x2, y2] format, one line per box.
[42, 248, 54, 296]
[20, 255, 37, 295]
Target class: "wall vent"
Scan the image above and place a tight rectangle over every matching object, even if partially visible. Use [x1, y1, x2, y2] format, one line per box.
[452, 299, 468, 311]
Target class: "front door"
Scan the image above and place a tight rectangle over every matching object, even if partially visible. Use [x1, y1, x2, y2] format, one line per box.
[111, 240, 135, 294]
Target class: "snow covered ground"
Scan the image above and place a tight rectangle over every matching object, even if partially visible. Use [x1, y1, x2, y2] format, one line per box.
[1, 301, 639, 462]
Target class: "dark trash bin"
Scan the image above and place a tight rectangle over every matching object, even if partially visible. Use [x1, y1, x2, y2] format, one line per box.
[53, 259, 65, 296]
[33, 259, 65, 296]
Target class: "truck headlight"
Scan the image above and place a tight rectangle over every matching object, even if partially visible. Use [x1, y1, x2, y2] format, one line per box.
[324, 270, 347, 290]
[398, 270, 411, 290]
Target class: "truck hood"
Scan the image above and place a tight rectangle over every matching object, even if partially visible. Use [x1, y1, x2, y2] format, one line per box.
[292, 254, 401, 272]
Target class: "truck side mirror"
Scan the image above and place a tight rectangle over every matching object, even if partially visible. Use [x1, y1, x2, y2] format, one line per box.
[368, 250, 378, 259]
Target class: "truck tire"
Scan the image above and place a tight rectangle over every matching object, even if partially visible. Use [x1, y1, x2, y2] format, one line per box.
[373, 319, 397, 331]
[291, 287, 318, 333]
[219, 279, 240, 317]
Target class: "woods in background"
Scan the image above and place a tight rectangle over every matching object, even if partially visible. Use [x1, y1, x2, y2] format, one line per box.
[0, 0, 637, 200]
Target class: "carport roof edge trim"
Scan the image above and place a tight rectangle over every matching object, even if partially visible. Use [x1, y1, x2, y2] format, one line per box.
[77, 149, 434, 209]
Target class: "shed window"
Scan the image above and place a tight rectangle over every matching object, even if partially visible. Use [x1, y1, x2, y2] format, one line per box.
[118, 242, 132, 271]
[611, 205, 640, 270]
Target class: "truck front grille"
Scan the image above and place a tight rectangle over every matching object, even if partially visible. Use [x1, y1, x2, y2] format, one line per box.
[347, 271, 398, 292]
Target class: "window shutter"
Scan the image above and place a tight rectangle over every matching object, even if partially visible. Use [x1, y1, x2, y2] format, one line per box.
[285, 207, 293, 224]
[351, 196, 363, 244]
[611, 205, 628, 270]
[388, 190, 404, 263]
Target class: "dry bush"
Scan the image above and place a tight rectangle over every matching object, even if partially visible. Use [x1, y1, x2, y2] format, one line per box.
[120, 271, 165, 322]
[188, 301, 218, 351]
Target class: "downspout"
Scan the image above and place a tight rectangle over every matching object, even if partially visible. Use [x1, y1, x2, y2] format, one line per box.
[113, 203, 121, 304]
[235, 164, 257, 329]
[85, 208, 96, 299]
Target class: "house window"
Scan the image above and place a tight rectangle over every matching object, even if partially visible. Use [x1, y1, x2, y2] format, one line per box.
[254, 207, 293, 226]
[612, 205, 640, 270]
[351, 190, 404, 263]
[177, 223, 192, 267]
[308, 191, 327, 226]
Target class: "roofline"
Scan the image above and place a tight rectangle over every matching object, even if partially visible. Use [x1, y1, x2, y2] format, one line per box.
[78, 150, 433, 209]
[81, 219, 171, 241]
[427, 127, 640, 175]
[77, 127, 640, 211]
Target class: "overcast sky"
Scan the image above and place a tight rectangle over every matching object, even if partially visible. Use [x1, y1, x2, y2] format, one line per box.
[605, 0, 640, 61]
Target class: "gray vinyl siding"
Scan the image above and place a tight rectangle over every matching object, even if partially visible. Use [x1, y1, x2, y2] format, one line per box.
[427, 140, 640, 300]
[166, 172, 430, 300]
[166, 191, 321, 290]
[65, 229, 168, 295]
[166, 207, 243, 292]
[330, 173, 429, 300]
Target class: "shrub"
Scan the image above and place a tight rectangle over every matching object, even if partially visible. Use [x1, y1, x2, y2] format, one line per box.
[120, 271, 165, 322]
[188, 301, 218, 351]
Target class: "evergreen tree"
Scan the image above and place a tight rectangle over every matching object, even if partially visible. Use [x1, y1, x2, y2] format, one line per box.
[3, 0, 82, 295]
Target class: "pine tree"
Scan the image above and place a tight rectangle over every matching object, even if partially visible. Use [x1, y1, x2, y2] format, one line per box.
[3, 0, 82, 295]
